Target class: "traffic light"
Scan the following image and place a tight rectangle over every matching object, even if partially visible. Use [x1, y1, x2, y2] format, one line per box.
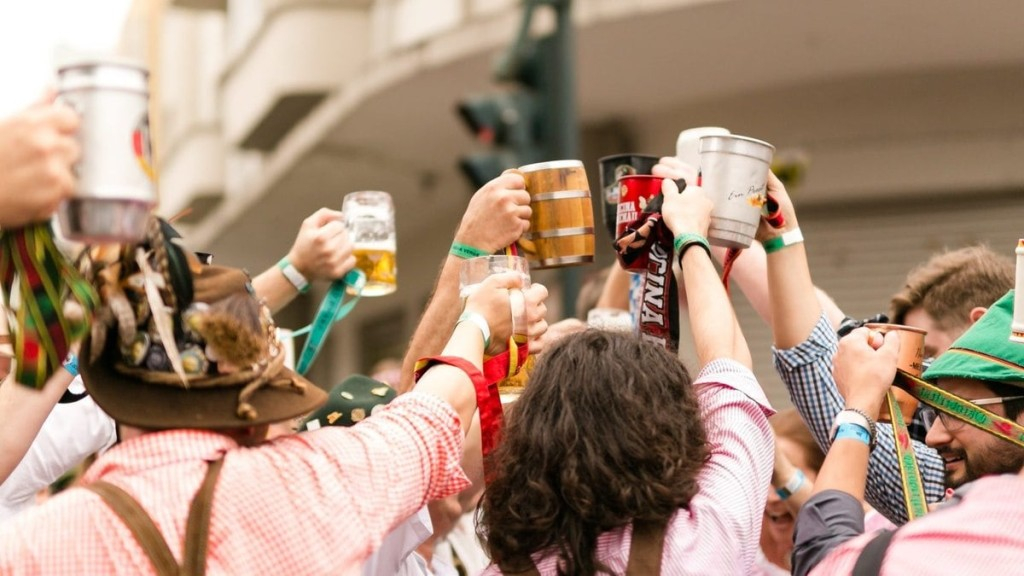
[456, 18, 561, 190]
[457, 91, 542, 189]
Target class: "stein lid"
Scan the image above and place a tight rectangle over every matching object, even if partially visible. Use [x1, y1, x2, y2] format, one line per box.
[518, 159, 583, 173]
[698, 134, 775, 163]
[57, 57, 149, 94]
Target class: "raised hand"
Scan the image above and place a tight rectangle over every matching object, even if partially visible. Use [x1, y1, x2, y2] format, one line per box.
[0, 93, 80, 228]
[286, 208, 356, 282]
[454, 171, 531, 253]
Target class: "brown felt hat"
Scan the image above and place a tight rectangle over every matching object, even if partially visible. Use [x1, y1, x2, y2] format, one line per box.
[80, 222, 325, 429]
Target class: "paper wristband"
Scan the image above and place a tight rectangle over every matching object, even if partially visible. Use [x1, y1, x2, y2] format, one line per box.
[62, 353, 79, 377]
[277, 257, 310, 293]
[456, 311, 491, 349]
[833, 423, 872, 446]
[887, 389, 929, 520]
[775, 468, 806, 501]
[762, 228, 804, 255]
[672, 233, 711, 263]
[450, 242, 490, 259]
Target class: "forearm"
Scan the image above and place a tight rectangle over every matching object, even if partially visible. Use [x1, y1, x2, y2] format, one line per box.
[772, 315, 846, 451]
[413, 321, 485, 433]
[792, 490, 867, 576]
[0, 370, 73, 484]
[399, 255, 463, 393]
[252, 265, 301, 314]
[767, 241, 823, 349]
[714, 243, 773, 326]
[681, 249, 751, 369]
[595, 262, 631, 311]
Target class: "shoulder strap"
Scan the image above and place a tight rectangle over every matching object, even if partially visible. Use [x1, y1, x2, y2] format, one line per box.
[497, 516, 669, 576]
[87, 457, 226, 576]
[87, 481, 180, 576]
[852, 529, 897, 576]
[182, 457, 226, 576]
[626, 518, 668, 576]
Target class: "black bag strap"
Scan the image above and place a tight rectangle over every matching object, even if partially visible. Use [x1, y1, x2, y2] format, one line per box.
[87, 457, 226, 576]
[851, 528, 897, 576]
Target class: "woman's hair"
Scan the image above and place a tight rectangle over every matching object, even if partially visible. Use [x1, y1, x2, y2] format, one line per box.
[770, 408, 825, 474]
[478, 330, 708, 575]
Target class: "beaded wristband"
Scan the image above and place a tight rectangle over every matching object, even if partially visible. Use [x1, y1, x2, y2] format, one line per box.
[277, 257, 310, 293]
[450, 242, 490, 259]
[762, 228, 804, 255]
[673, 233, 711, 263]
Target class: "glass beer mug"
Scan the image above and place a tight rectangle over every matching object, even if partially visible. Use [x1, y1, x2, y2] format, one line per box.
[342, 191, 397, 297]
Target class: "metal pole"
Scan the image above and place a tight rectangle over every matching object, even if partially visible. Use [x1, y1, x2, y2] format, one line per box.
[549, 0, 582, 318]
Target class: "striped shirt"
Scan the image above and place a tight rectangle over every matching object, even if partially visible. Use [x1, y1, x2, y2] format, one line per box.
[772, 313, 945, 525]
[480, 358, 775, 575]
[0, 392, 469, 575]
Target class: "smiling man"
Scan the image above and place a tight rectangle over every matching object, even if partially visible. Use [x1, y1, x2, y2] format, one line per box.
[916, 292, 1024, 489]
[794, 289, 1024, 574]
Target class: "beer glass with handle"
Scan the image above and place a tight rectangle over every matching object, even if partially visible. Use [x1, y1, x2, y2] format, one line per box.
[342, 191, 397, 296]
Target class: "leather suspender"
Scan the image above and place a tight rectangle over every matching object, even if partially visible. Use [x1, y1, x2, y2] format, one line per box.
[500, 517, 669, 575]
[87, 457, 226, 576]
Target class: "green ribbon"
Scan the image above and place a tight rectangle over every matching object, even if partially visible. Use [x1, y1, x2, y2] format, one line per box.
[886, 390, 929, 520]
[292, 269, 365, 375]
[895, 370, 1024, 448]
[0, 223, 98, 389]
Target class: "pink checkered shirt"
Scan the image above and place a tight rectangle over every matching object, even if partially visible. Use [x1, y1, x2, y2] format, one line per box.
[480, 358, 776, 575]
[0, 392, 469, 575]
[810, 473, 1024, 575]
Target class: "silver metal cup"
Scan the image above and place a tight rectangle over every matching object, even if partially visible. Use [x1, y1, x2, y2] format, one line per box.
[56, 58, 156, 243]
[698, 135, 775, 249]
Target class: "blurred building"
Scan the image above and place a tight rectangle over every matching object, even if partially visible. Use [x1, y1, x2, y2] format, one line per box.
[118, 0, 1024, 404]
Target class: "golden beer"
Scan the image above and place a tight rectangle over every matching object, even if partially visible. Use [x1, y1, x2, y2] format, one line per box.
[350, 247, 397, 296]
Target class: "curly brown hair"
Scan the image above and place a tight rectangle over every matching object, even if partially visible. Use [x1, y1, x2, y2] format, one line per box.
[478, 330, 709, 575]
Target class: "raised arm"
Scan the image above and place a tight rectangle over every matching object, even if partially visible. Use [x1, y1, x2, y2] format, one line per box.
[251, 208, 355, 313]
[660, 179, 750, 368]
[763, 175, 944, 525]
[0, 368, 74, 484]
[0, 93, 79, 229]
[398, 172, 531, 393]
[791, 327, 900, 576]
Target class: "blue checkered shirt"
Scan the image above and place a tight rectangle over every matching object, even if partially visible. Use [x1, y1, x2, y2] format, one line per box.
[772, 313, 945, 526]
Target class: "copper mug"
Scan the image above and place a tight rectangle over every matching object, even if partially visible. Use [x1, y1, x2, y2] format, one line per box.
[865, 323, 926, 423]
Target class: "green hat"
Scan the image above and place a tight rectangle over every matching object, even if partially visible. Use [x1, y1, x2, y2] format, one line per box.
[923, 290, 1024, 386]
[299, 374, 396, 430]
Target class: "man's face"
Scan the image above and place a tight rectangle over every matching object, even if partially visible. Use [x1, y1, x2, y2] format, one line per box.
[924, 377, 1024, 488]
[903, 308, 963, 359]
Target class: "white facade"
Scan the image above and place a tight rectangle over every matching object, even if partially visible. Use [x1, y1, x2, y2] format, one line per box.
[123, 0, 1024, 402]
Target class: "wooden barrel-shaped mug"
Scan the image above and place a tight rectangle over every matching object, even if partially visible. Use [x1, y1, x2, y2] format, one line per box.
[515, 160, 595, 269]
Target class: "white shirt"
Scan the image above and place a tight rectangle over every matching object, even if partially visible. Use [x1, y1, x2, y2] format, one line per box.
[0, 377, 117, 523]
